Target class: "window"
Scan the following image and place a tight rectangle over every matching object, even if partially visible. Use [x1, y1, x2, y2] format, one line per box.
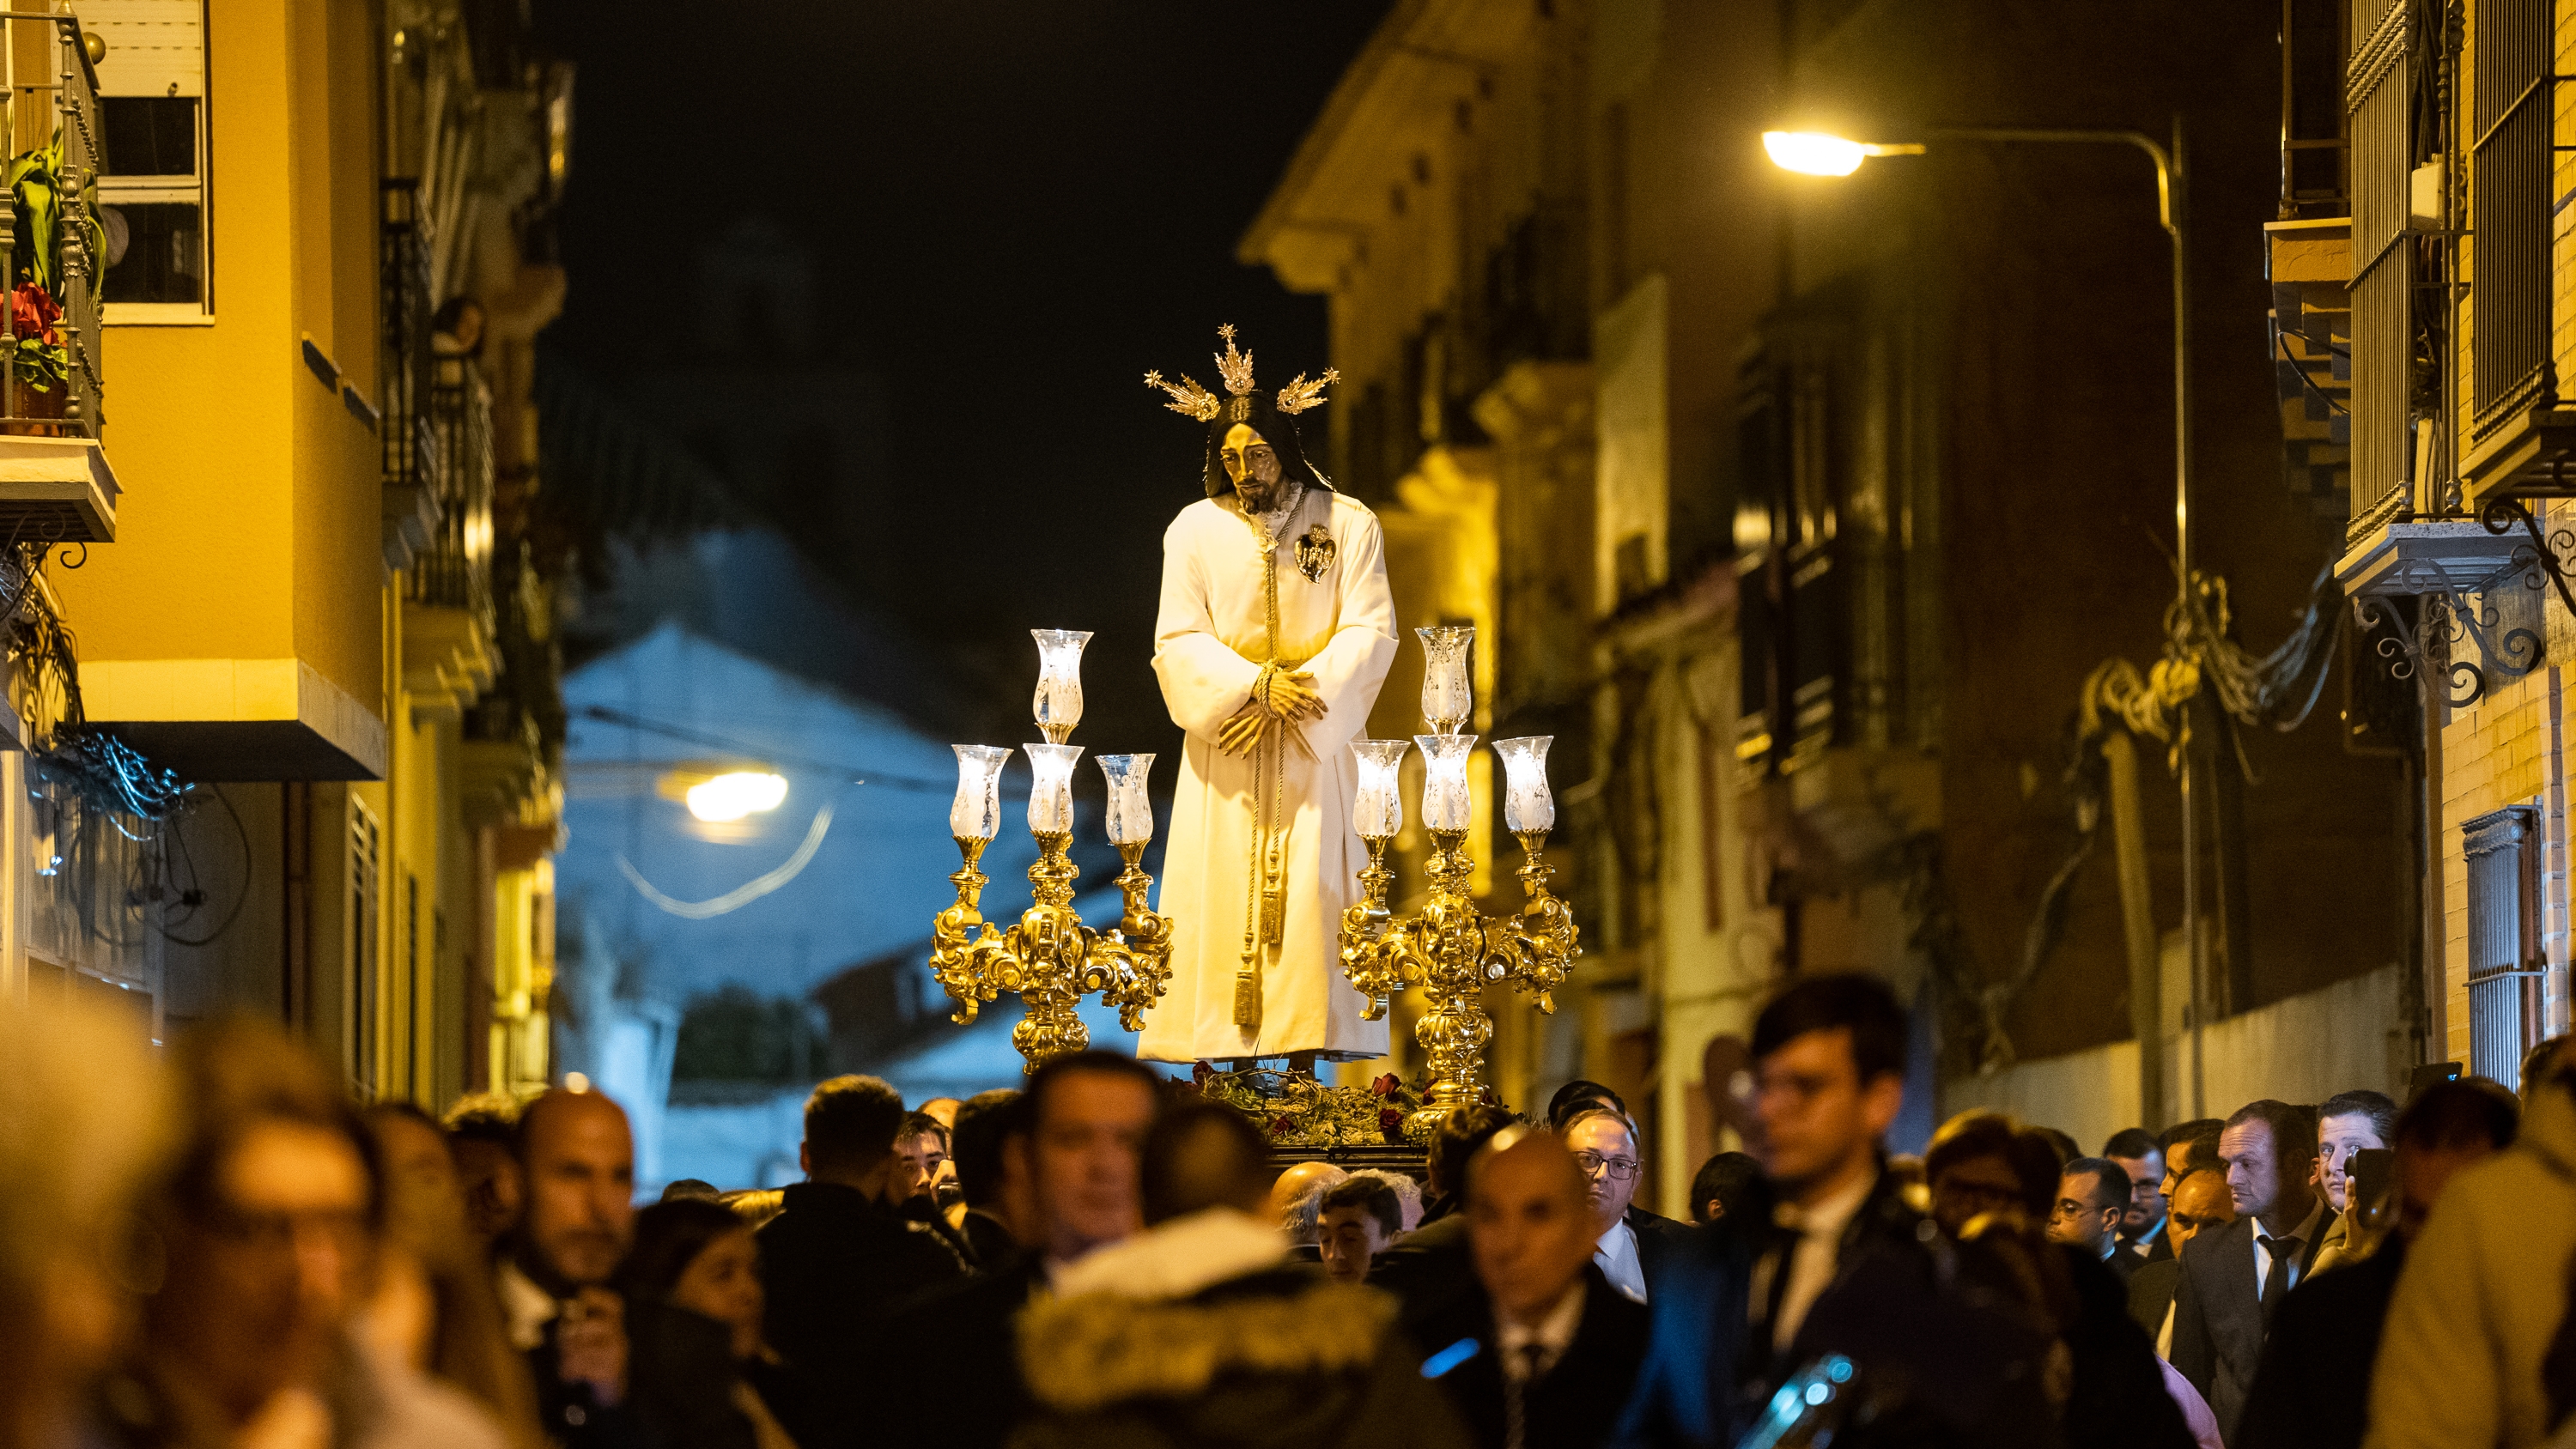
[2463, 806, 2545, 1088]
[347, 800, 380, 1098]
[86, 1, 210, 318]
[2470, 0, 2552, 431]
[2344, 0, 2414, 536]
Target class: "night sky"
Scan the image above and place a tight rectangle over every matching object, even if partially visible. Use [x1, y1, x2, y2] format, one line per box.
[532, 1, 1394, 755]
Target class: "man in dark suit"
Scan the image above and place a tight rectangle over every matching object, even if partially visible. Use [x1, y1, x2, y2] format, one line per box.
[2052, 1155, 2140, 1282]
[2125, 1165, 2236, 1345]
[2170, 1099, 2323, 1442]
[1421, 1126, 1649, 1449]
[1371, 1103, 1516, 1339]
[875, 1051, 1161, 1449]
[1561, 1105, 1695, 1303]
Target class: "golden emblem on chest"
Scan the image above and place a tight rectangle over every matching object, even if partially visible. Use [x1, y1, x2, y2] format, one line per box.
[1294, 524, 1335, 582]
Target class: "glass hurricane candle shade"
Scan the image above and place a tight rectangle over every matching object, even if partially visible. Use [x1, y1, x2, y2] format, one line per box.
[1025, 744, 1084, 835]
[1415, 734, 1479, 834]
[1494, 737, 1555, 834]
[1031, 629, 1092, 742]
[1097, 754, 1156, 846]
[949, 745, 1012, 841]
[1418, 625, 1475, 733]
[1350, 739, 1412, 841]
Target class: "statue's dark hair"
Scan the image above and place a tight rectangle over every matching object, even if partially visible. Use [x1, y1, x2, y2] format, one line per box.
[1198, 391, 1332, 499]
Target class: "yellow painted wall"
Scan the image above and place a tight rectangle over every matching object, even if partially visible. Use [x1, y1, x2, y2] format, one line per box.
[60, 0, 384, 724]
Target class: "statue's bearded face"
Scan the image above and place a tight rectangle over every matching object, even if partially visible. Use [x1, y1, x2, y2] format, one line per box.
[1222, 423, 1285, 511]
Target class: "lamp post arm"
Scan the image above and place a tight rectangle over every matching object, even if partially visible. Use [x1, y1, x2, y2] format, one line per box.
[1923, 127, 2178, 234]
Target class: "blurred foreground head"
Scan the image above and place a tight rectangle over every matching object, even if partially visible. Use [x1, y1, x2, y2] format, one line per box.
[1752, 973, 1906, 1203]
[1467, 1127, 1597, 1325]
[0, 999, 169, 1449]
[143, 1017, 380, 1429]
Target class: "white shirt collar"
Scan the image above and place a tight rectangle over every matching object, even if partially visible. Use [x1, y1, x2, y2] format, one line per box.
[1775, 1167, 1874, 1238]
[1594, 1216, 1647, 1303]
[495, 1258, 557, 1352]
[1496, 1277, 1587, 1378]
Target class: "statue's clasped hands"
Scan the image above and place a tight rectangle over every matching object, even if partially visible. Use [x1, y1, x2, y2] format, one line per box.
[1218, 667, 1325, 755]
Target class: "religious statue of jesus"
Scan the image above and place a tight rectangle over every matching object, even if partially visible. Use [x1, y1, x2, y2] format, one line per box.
[1139, 326, 1396, 1066]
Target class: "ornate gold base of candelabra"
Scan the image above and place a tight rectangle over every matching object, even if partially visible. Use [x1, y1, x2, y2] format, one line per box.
[930, 833, 1172, 1070]
[1338, 829, 1580, 1139]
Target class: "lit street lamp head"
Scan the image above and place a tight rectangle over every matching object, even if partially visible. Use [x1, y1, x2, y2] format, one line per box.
[1762, 130, 1926, 177]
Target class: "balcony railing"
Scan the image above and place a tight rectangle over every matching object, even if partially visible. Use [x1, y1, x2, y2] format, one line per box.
[0, 15, 104, 440]
[412, 360, 494, 621]
[381, 182, 440, 504]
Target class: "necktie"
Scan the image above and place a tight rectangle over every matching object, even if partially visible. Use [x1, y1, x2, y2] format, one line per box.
[2257, 1234, 2297, 1326]
[1504, 1343, 1547, 1449]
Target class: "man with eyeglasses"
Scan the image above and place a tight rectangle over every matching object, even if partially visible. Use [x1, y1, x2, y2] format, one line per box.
[1559, 1106, 1693, 1304]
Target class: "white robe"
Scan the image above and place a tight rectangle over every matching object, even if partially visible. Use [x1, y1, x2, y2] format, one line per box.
[1142, 487, 1397, 1062]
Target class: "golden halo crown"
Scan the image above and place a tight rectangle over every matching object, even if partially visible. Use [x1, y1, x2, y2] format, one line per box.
[1144, 324, 1339, 422]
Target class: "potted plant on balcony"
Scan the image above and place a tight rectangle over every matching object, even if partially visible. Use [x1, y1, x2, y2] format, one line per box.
[0, 135, 91, 436]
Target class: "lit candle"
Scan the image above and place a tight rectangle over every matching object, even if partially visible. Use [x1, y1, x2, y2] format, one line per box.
[1097, 753, 1156, 846]
[1351, 739, 1411, 841]
[1024, 743, 1084, 835]
[1417, 624, 1475, 734]
[948, 745, 1012, 841]
[1031, 630, 1092, 742]
[1415, 733, 1479, 834]
[1495, 736, 1555, 834]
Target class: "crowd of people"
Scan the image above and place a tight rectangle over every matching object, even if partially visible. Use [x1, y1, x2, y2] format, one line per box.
[0, 975, 2565, 1449]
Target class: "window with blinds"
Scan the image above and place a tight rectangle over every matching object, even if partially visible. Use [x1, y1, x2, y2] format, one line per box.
[2346, 0, 2414, 537]
[2463, 805, 2546, 1088]
[2471, 0, 2554, 432]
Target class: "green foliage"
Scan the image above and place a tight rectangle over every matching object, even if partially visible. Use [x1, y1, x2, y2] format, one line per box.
[672, 983, 828, 1082]
[5, 131, 100, 298]
[8, 333, 64, 391]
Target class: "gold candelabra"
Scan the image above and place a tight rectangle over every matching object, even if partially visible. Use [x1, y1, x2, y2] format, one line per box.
[928, 631, 1173, 1070]
[1338, 627, 1580, 1137]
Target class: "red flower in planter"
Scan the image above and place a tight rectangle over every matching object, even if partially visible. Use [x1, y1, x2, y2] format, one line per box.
[1192, 1060, 1214, 1088]
[11, 283, 58, 345]
[1370, 1073, 1401, 1098]
[1379, 1106, 1405, 1134]
[1268, 1114, 1295, 1139]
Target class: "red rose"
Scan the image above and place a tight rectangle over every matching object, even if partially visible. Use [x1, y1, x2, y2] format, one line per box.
[1192, 1060, 1213, 1087]
[1380, 1107, 1404, 1131]
[1268, 1115, 1294, 1138]
[1371, 1073, 1400, 1097]
[10, 283, 58, 344]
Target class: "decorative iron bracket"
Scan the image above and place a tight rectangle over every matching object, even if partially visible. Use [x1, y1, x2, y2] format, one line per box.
[2353, 552, 2544, 709]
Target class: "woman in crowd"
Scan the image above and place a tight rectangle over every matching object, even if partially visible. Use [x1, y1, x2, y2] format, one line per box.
[618, 1197, 806, 1449]
[360, 1105, 547, 1449]
[0, 999, 169, 1449]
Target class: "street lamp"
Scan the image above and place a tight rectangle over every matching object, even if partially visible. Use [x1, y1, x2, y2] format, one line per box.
[1763, 119, 2206, 1121]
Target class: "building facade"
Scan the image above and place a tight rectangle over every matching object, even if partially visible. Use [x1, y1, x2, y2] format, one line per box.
[0, 0, 571, 1111]
[2332, 0, 2576, 1090]
[1254, 0, 2415, 1208]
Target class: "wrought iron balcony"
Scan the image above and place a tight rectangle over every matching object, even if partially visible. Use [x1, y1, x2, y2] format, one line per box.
[380, 181, 440, 571]
[0, 14, 117, 545]
[411, 360, 494, 625]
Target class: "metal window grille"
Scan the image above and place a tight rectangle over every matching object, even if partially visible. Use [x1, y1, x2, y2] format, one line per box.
[2346, 0, 2413, 533]
[349, 800, 380, 1099]
[380, 183, 440, 497]
[2464, 805, 2546, 1088]
[2471, 0, 2555, 429]
[412, 359, 494, 620]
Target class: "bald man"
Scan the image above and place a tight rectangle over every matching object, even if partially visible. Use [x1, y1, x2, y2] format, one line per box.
[1419, 1130, 1650, 1449]
[2128, 1167, 2238, 1355]
[1271, 1159, 1348, 1259]
[503, 1087, 644, 1447]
